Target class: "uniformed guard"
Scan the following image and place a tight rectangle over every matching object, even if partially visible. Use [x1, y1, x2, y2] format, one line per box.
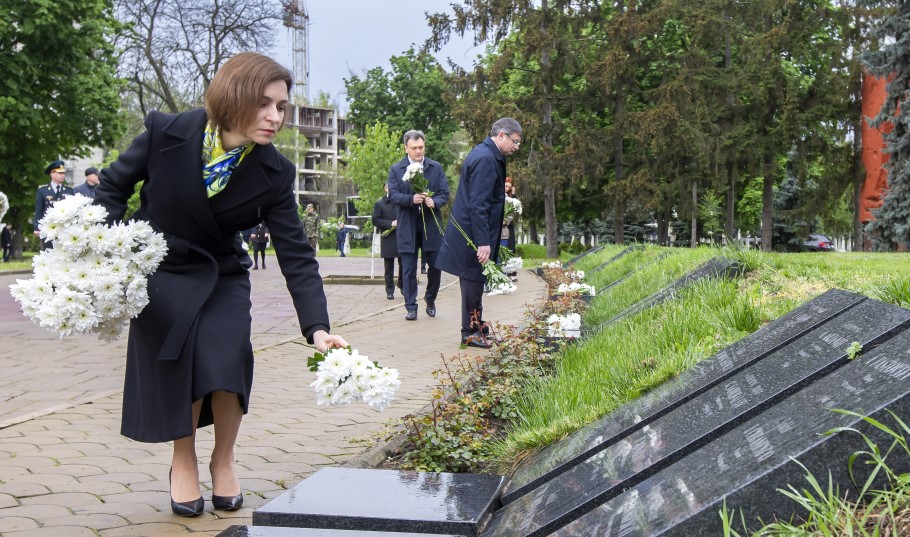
[34, 160, 75, 249]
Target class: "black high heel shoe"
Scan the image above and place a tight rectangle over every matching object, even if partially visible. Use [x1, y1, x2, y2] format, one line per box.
[169, 468, 204, 517]
[210, 462, 244, 511]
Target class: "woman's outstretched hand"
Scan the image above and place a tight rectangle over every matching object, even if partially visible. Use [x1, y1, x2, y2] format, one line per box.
[312, 330, 349, 352]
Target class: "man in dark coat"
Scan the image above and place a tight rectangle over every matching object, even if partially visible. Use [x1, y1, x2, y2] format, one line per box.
[74, 167, 100, 198]
[34, 160, 75, 250]
[387, 129, 450, 321]
[436, 118, 523, 348]
[1, 223, 12, 262]
[372, 183, 402, 299]
[335, 221, 348, 256]
[250, 222, 269, 269]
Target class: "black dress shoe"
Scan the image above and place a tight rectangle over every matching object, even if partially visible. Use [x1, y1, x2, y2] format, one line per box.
[461, 332, 491, 349]
[210, 462, 243, 511]
[426, 300, 436, 317]
[387, 292, 395, 300]
[169, 468, 204, 517]
[405, 310, 417, 321]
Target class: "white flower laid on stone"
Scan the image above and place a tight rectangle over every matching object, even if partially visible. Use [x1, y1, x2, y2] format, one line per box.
[0, 191, 8, 222]
[567, 270, 585, 280]
[556, 282, 596, 296]
[487, 280, 518, 296]
[502, 257, 523, 273]
[10, 194, 167, 342]
[308, 346, 401, 411]
[546, 313, 581, 338]
[541, 261, 562, 269]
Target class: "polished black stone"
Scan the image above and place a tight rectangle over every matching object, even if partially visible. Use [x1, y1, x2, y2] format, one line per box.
[501, 289, 867, 504]
[217, 525, 461, 537]
[482, 297, 910, 537]
[549, 327, 910, 536]
[253, 468, 504, 536]
[588, 246, 642, 273]
[595, 257, 744, 330]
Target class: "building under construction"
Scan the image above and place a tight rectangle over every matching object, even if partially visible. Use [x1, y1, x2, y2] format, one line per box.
[282, 0, 355, 219]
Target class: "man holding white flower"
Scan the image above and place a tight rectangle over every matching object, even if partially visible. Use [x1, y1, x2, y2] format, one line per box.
[436, 118, 523, 348]
[387, 130, 449, 321]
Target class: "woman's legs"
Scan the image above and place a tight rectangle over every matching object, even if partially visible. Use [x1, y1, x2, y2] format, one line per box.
[210, 390, 242, 496]
[170, 399, 203, 502]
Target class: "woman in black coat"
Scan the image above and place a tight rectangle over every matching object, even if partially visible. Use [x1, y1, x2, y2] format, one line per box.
[94, 52, 347, 517]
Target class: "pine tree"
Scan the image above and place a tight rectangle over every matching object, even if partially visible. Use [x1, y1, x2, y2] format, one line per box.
[863, 2, 910, 250]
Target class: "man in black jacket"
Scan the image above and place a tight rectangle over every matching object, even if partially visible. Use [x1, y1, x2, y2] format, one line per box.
[372, 184, 402, 299]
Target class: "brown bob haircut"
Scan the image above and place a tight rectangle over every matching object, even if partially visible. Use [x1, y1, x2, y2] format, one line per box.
[205, 52, 293, 133]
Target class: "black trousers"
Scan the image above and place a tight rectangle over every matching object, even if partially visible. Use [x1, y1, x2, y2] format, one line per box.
[459, 278, 485, 338]
[401, 249, 439, 312]
[2, 246, 9, 262]
[253, 243, 267, 267]
[383, 257, 402, 293]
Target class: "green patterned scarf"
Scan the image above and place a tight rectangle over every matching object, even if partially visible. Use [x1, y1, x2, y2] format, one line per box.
[202, 123, 254, 198]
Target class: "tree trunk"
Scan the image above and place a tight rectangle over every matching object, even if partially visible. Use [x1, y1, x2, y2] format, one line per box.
[540, 0, 559, 259]
[657, 210, 669, 245]
[614, 200, 625, 244]
[691, 181, 698, 248]
[761, 156, 774, 252]
[725, 162, 736, 244]
[529, 220, 539, 244]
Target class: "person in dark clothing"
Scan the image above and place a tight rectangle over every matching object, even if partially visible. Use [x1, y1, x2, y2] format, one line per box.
[372, 184, 402, 299]
[336, 221, 348, 257]
[34, 160, 75, 250]
[1, 223, 12, 262]
[436, 117, 522, 348]
[74, 167, 100, 198]
[251, 223, 269, 269]
[93, 52, 347, 517]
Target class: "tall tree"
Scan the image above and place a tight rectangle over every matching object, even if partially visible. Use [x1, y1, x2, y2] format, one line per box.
[863, 1, 909, 250]
[344, 48, 459, 171]
[344, 122, 402, 222]
[0, 0, 125, 252]
[114, 0, 280, 115]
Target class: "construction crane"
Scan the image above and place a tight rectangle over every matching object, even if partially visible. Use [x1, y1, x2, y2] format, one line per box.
[282, 0, 309, 104]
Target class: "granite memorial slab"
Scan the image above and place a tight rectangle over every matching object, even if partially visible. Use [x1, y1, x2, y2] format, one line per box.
[479, 296, 910, 537]
[589, 246, 642, 274]
[548, 326, 910, 536]
[594, 256, 744, 330]
[253, 467, 504, 536]
[502, 289, 869, 504]
[218, 526, 462, 537]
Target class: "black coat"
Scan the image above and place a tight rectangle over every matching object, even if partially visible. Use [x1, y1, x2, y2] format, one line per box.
[371, 195, 399, 258]
[436, 138, 506, 282]
[34, 183, 75, 231]
[94, 109, 330, 442]
[387, 156, 449, 254]
[252, 223, 269, 244]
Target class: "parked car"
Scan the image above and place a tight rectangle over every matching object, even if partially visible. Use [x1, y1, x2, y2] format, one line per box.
[803, 233, 836, 252]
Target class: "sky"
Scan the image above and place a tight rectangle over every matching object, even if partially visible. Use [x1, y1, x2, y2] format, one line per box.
[273, 0, 487, 112]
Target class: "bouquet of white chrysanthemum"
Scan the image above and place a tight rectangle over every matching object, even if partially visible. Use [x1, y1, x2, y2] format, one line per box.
[542, 261, 562, 269]
[10, 194, 167, 342]
[556, 282, 596, 296]
[0, 191, 8, 223]
[308, 346, 400, 411]
[567, 270, 585, 281]
[504, 197, 522, 219]
[502, 257, 523, 273]
[546, 313, 581, 338]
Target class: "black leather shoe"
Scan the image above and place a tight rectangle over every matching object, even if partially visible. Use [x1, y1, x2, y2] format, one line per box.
[426, 300, 436, 317]
[405, 310, 417, 321]
[461, 332, 491, 349]
[387, 292, 395, 300]
[169, 468, 204, 517]
[210, 462, 243, 511]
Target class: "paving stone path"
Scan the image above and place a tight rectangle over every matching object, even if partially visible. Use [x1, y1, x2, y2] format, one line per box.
[0, 255, 546, 536]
